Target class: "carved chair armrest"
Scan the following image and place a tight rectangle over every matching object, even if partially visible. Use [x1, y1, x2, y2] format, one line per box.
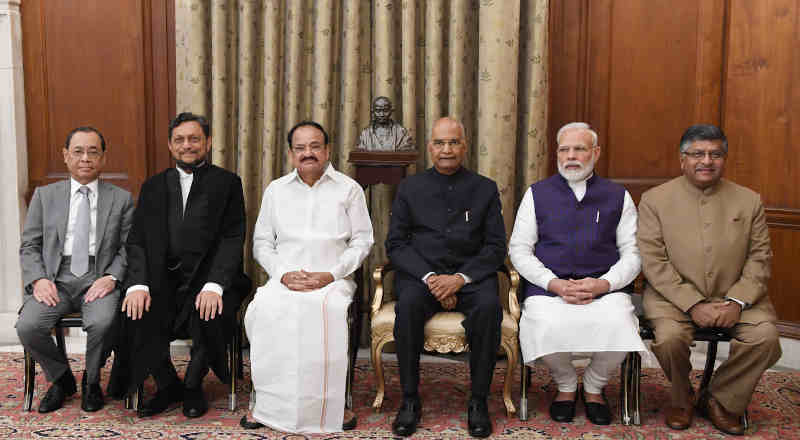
[501, 263, 521, 321]
[371, 262, 393, 318]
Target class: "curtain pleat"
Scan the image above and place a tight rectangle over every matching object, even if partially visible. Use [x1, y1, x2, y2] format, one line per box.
[175, 0, 550, 340]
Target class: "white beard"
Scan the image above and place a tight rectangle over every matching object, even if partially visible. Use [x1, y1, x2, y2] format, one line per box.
[558, 159, 595, 182]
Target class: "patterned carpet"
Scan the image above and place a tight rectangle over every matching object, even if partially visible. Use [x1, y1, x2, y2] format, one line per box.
[1, 352, 799, 439]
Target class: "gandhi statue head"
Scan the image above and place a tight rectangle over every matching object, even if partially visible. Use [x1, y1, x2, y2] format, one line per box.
[371, 96, 393, 126]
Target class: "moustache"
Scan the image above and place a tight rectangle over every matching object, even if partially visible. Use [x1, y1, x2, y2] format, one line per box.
[563, 161, 584, 168]
[301, 156, 318, 163]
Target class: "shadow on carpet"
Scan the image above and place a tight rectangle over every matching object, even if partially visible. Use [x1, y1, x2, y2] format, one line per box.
[1, 352, 799, 439]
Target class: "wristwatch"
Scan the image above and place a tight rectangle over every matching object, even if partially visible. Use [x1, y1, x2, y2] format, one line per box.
[724, 296, 749, 310]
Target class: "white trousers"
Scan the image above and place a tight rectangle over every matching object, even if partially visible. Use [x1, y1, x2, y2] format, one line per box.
[541, 351, 628, 394]
[244, 278, 353, 433]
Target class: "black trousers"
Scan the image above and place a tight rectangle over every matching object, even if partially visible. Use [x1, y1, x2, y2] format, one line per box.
[393, 274, 502, 399]
[111, 272, 240, 393]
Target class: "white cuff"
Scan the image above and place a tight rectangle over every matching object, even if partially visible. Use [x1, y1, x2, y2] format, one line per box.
[422, 272, 436, 283]
[202, 282, 224, 297]
[456, 273, 472, 284]
[125, 285, 149, 296]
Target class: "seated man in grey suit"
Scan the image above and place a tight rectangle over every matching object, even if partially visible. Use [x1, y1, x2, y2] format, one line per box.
[16, 126, 134, 413]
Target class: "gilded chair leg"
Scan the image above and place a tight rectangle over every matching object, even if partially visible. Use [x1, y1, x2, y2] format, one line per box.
[501, 342, 517, 417]
[371, 339, 388, 411]
[23, 350, 35, 412]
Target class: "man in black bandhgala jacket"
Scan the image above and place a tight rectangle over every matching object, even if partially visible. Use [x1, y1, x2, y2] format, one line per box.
[113, 112, 250, 418]
[385, 117, 507, 438]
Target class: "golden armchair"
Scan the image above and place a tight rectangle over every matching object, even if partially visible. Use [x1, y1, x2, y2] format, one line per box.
[370, 262, 521, 416]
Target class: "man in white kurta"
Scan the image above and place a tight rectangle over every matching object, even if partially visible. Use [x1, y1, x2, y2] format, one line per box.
[509, 122, 645, 425]
[244, 121, 374, 433]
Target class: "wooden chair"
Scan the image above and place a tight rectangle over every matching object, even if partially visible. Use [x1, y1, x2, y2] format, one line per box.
[370, 263, 521, 416]
[23, 312, 83, 411]
[619, 303, 749, 427]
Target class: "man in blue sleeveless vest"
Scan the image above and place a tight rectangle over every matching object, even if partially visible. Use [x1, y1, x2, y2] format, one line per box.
[509, 122, 646, 425]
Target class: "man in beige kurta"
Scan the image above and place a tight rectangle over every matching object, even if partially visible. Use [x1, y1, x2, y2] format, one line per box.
[637, 124, 781, 435]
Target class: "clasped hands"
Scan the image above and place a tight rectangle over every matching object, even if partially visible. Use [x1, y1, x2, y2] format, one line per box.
[121, 289, 223, 322]
[689, 301, 741, 328]
[548, 277, 610, 305]
[281, 270, 334, 292]
[426, 274, 465, 310]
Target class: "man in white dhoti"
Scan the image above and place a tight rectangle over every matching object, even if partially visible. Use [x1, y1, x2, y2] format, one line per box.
[242, 121, 374, 433]
[509, 122, 646, 425]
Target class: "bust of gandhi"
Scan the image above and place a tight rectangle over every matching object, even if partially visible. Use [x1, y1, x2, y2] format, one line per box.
[357, 96, 415, 151]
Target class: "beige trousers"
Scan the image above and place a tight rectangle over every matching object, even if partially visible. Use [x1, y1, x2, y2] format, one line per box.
[650, 318, 781, 415]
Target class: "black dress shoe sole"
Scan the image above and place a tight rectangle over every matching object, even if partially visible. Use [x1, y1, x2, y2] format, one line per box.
[183, 406, 208, 418]
[342, 415, 357, 431]
[549, 400, 576, 423]
[392, 415, 421, 437]
[240, 415, 265, 429]
[81, 401, 104, 412]
[582, 390, 612, 425]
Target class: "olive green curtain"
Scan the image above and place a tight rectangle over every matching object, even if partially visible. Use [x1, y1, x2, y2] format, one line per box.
[174, 0, 549, 312]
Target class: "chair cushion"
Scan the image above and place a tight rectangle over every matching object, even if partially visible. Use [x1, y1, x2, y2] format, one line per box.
[371, 301, 518, 354]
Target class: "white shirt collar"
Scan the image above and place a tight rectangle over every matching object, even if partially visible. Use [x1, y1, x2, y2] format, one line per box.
[287, 162, 338, 185]
[70, 178, 99, 196]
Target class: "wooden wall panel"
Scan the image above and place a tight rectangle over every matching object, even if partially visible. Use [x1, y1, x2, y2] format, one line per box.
[723, 0, 800, 337]
[22, 0, 175, 199]
[550, 0, 800, 336]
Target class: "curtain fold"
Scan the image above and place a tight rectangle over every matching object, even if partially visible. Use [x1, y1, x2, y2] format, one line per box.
[175, 0, 550, 330]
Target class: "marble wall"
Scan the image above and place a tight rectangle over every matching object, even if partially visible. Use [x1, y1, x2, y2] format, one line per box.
[0, 0, 27, 343]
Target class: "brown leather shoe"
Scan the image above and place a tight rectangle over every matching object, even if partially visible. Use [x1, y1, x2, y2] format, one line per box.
[664, 387, 695, 430]
[665, 405, 693, 430]
[700, 395, 745, 436]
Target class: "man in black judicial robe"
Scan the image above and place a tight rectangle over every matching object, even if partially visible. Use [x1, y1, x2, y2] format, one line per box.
[385, 117, 507, 438]
[117, 112, 251, 418]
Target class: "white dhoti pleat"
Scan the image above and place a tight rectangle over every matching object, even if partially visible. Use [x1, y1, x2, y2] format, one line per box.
[519, 292, 646, 364]
[244, 278, 353, 433]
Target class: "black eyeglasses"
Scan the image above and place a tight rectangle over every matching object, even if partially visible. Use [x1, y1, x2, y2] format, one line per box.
[682, 150, 726, 160]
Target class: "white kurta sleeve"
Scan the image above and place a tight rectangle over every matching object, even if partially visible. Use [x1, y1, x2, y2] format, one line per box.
[329, 184, 374, 280]
[508, 187, 558, 290]
[253, 185, 290, 283]
[599, 190, 641, 291]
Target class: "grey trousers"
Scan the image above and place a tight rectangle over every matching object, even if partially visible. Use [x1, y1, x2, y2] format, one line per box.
[16, 259, 120, 385]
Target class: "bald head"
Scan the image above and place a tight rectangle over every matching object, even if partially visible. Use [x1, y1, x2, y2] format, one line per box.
[428, 117, 467, 175]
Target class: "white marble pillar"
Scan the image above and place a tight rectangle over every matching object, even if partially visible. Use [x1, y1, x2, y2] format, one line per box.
[0, 0, 28, 344]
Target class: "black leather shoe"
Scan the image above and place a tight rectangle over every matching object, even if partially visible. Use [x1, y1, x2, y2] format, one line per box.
[137, 382, 184, 417]
[38, 371, 77, 413]
[81, 373, 104, 412]
[392, 397, 422, 437]
[582, 390, 612, 425]
[467, 397, 492, 438]
[182, 386, 208, 418]
[549, 393, 577, 423]
[342, 412, 357, 431]
[240, 415, 265, 429]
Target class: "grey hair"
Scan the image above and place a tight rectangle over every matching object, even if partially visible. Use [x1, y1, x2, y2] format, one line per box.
[679, 124, 728, 153]
[556, 122, 598, 147]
